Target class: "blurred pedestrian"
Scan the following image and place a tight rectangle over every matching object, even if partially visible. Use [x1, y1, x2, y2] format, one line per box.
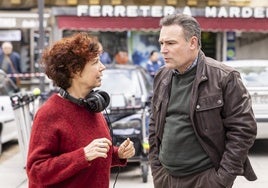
[113, 50, 130, 65]
[26, 32, 135, 188]
[0, 41, 22, 86]
[99, 43, 112, 65]
[146, 50, 164, 78]
[149, 14, 257, 188]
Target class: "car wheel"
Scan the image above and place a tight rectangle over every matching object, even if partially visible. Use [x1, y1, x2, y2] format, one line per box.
[0, 126, 2, 155]
[141, 163, 148, 183]
[0, 137, 2, 155]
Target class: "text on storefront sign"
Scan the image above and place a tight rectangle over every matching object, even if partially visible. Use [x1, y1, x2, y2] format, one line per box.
[77, 5, 268, 18]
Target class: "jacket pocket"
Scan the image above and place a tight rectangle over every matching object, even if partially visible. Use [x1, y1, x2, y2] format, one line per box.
[195, 93, 224, 134]
[196, 94, 223, 112]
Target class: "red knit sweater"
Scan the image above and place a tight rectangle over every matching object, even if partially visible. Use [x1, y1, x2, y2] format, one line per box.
[26, 94, 126, 188]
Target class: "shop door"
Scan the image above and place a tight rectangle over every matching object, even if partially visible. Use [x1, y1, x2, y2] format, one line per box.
[201, 32, 217, 59]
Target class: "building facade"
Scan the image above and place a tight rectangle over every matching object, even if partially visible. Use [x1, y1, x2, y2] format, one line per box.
[0, 0, 268, 74]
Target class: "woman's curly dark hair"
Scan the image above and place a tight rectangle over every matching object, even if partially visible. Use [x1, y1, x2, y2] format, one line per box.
[40, 32, 100, 89]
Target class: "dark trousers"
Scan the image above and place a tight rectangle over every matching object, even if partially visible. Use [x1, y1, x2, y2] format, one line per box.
[152, 166, 234, 188]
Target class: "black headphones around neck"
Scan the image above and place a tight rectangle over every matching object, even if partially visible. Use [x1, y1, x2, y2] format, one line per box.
[59, 88, 110, 113]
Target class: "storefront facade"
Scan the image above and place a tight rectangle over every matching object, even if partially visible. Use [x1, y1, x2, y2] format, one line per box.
[1, 0, 268, 74]
[0, 11, 51, 73]
[52, 4, 268, 65]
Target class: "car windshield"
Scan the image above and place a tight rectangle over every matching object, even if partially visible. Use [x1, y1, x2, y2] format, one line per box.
[100, 69, 142, 96]
[235, 66, 268, 87]
[0, 70, 18, 96]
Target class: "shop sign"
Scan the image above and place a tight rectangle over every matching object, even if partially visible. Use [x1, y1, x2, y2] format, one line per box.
[78, 5, 175, 17]
[77, 5, 268, 19]
[0, 30, 21, 41]
[0, 18, 16, 28]
[205, 6, 268, 18]
[0, 13, 49, 29]
[21, 19, 48, 28]
[0, 18, 48, 28]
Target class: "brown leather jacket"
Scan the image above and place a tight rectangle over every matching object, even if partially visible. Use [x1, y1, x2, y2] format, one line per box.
[149, 51, 257, 186]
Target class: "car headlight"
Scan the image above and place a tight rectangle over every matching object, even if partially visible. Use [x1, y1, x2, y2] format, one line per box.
[112, 119, 141, 129]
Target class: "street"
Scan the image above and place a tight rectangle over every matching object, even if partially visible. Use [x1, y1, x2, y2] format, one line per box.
[0, 139, 268, 188]
[109, 139, 268, 188]
[109, 164, 153, 188]
[233, 139, 268, 188]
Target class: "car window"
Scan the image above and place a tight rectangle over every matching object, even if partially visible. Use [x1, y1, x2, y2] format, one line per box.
[139, 68, 153, 92]
[100, 69, 142, 96]
[0, 75, 18, 96]
[235, 66, 268, 87]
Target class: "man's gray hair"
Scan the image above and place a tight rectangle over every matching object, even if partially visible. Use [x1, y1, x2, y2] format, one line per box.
[160, 14, 201, 47]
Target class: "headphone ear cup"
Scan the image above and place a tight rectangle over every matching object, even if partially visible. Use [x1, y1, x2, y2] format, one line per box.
[85, 90, 110, 112]
[97, 90, 110, 108]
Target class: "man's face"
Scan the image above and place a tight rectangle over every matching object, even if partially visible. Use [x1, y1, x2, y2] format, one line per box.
[158, 24, 198, 73]
[2, 43, 12, 55]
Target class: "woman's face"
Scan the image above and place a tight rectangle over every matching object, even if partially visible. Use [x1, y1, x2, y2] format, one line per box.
[73, 57, 106, 91]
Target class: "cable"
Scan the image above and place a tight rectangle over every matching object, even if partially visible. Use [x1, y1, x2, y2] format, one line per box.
[113, 166, 121, 188]
[104, 109, 120, 188]
[104, 109, 113, 143]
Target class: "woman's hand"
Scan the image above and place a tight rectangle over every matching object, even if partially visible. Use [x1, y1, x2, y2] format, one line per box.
[84, 138, 112, 161]
[118, 138, 135, 159]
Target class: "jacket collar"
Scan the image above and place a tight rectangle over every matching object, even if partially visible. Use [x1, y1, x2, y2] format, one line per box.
[196, 50, 208, 84]
[160, 50, 208, 87]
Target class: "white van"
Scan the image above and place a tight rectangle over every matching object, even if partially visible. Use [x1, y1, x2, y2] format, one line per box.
[0, 69, 18, 154]
[223, 60, 268, 139]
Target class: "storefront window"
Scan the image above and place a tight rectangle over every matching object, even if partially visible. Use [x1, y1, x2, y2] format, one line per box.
[201, 32, 217, 59]
[130, 31, 160, 67]
[62, 30, 128, 64]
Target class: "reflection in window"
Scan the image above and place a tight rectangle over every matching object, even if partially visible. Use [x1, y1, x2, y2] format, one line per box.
[100, 70, 142, 96]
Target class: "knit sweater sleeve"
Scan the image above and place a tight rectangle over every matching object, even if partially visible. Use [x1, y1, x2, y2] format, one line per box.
[26, 98, 90, 185]
[111, 146, 127, 167]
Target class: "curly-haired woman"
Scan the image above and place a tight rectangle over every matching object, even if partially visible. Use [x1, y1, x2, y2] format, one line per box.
[26, 32, 135, 188]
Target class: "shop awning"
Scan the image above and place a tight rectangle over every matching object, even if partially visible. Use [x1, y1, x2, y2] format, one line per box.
[57, 16, 268, 32]
[57, 16, 160, 31]
[196, 17, 268, 32]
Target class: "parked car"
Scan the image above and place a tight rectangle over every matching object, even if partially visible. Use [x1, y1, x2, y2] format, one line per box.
[97, 64, 153, 182]
[0, 69, 19, 154]
[223, 59, 268, 139]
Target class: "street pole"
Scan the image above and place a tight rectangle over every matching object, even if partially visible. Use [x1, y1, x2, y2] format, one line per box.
[38, 0, 45, 92]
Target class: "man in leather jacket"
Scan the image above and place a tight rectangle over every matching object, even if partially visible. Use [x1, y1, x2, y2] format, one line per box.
[148, 14, 257, 188]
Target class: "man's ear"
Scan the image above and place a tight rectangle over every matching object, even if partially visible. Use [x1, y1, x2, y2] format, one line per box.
[189, 36, 198, 49]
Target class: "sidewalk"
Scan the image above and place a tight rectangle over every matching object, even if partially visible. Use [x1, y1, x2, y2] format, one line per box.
[1, 141, 267, 188]
[0, 152, 28, 188]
